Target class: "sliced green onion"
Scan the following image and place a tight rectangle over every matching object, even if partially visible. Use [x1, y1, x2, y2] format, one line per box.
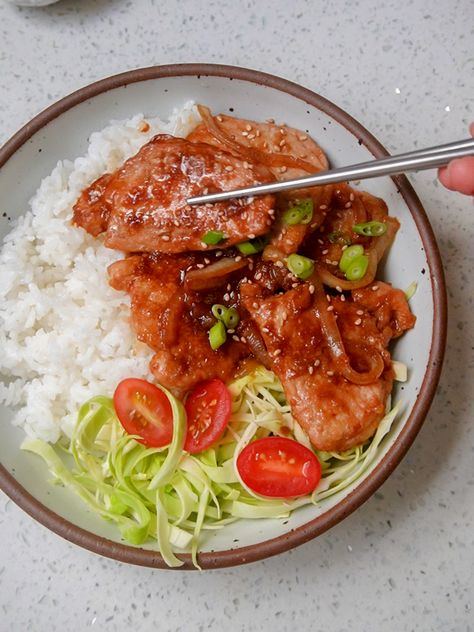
[353, 221, 387, 237]
[339, 244, 364, 273]
[328, 231, 351, 245]
[209, 320, 227, 350]
[223, 307, 240, 329]
[211, 304, 227, 321]
[286, 254, 315, 280]
[202, 230, 226, 245]
[283, 198, 314, 225]
[345, 254, 369, 281]
[236, 236, 267, 255]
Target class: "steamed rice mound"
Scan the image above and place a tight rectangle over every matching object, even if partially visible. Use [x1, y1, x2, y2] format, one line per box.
[0, 103, 200, 442]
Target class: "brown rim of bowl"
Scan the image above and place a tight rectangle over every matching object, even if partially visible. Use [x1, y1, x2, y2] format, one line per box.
[0, 63, 447, 570]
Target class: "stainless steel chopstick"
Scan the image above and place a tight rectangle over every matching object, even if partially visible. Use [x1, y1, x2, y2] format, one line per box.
[187, 138, 474, 205]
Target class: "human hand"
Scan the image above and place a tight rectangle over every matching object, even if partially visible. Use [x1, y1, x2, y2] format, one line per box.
[438, 122, 474, 195]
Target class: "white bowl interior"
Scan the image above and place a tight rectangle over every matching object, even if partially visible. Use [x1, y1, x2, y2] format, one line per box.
[0, 74, 434, 555]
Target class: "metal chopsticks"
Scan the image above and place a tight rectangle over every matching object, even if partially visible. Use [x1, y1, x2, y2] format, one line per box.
[187, 137, 474, 205]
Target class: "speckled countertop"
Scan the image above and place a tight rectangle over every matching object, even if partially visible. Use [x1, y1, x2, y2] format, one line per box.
[0, 1, 473, 630]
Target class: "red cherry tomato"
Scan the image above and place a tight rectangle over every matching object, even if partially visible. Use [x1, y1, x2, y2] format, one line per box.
[113, 378, 173, 447]
[184, 379, 231, 454]
[237, 437, 321, 498]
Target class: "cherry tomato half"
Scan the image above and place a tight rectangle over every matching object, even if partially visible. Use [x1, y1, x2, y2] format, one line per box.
[237, 437, 321, 498]
[184, 379, 231, 454]
[113, 378, 173, 447]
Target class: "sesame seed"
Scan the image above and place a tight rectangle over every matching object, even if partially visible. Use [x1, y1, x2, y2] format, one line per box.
[279, 128, 286, 135]
[322, 249, 329, 255]
[223, 293, 230, 301]
[255, 272, 262, 280]
[252, 302, 259, 309]
[308, 366, 314, 375]
[341, 295, 346, 302]
[256, 130, 261, 137]
[217, 115, 223, 122]
[336, 286, 342, 292]
[245, 124, 252, 131]
[292, 283, 299, 288]
[355, 318, 362, 325]
[341, 244, 348, 251]
[309, 284, 315, 294]
[327, 305, 334, 311]
[314, 359, 321, 367]
[319, 204, 327, 210]
[344, 202, 352, 208]
[241, 277, 248, 283]
[241, 131, 249, 137]
[243, 161, 250, 169]
[318, 239, 324, 245]
[327, 370, 334, 377]
[326, 294, 331, 302]
[280, 166, 287, 173]
[204, 258, 210, 264]
[349, 193, 355, 201]
[248, 233, 256, 239]
[225, 165, 233, 172]
[356, 309, 364, 315]
[196, 263, 204, 269]
[274, 145, 281, 152]
[248, 261, 254, 270]
[263, 141, 268, 149]
[235, 256, 242, 262]
[262, 327, 269, 333]
[273, 349, 282, 356]
[232, 335, 240, 342]
[248, 133, 255, 140]
[202, 243, 209, 249]
[216, 251, 223, 257]
[372, 285, 379, 291]
[279, 139, 286, 147]
[161, 234, 170, 241]
[240, 336, 247, 343]
[275, 260, 284, 268]
[227, 329, 235, 334]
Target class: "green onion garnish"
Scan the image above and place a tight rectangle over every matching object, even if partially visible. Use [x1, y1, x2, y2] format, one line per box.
[202, 230, 226, 245]
[223, 307, 240, 329]
[339, 244, 364, 273]
[211, 304, 227, 321]
[353, 221, 387, 237]
[283, 199, 314, 225]
[345, 254, 369, 281]
[286, 254, 315, 280]
[328, 231, 351, 245]
[236, 236, 267, 255]
[209, 320, 227, 350]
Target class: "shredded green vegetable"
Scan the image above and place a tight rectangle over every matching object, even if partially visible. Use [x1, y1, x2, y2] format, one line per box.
[21, 368, 401, 568]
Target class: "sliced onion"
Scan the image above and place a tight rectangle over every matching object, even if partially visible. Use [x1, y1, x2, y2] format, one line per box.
[309, 271, 384, 385]
[238, 320, 271, 367]
[184, 257, 248, 291]
[197, 105, 318, 174]
[162, 293, 185, 347]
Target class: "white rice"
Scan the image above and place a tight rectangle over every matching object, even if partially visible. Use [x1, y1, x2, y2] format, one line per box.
[0, 102, 201, 442]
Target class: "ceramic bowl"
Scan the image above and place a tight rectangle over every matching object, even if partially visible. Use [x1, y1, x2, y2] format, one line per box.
[0, 64, 447, 569]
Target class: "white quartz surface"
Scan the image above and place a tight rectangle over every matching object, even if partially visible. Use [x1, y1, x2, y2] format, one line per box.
[0, 1, 473, 630]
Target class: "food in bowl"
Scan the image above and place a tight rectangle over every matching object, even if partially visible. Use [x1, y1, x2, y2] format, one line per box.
[0, 102, 415, 567]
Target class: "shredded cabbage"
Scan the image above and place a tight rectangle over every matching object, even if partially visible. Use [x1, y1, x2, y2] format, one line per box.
[21, 368, 401, 568]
